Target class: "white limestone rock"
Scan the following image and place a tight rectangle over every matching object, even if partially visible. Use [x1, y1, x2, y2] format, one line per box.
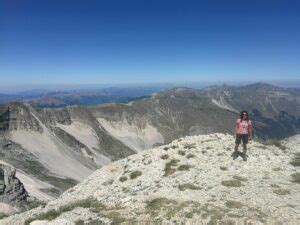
[2, 133, 300, 224]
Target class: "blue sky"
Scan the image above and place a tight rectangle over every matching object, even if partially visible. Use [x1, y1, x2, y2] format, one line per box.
[1, 0, 300, 86]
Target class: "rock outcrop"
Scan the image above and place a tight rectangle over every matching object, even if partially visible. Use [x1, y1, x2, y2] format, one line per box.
[0, 164, 29, 217]
[0, 103, 134, 200]
[2, 133, 300, 224]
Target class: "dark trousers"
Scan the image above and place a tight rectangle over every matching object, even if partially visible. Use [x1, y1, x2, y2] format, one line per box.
[235, 134, 249, 145]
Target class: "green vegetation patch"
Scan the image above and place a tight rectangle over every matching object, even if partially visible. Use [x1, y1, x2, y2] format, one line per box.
[225, 200, 243, 209]
[270, 184, 280, 188]
[232, 176, 248, 182]
[106, 211, 126, 224]
[25, 198, 105, 225]
[146, 197, 178, 211]
[184, 143, 196, 149]
[130, 171, 142, 179]
[102, 179, 114, 186]
[178, 150, 186, 156]
[145, 198, 201, 221]
[220, 166, 227, 171]
[201, 139, 216, 143]
[290, 153, 300, 167]
[25, 209, 59, 224]
[273, 189, 290, 195]
[144, 199, 240, 223]
[201, 203, 228, 224]
[248, 207, 268, 223]
[221, 180, 243, 187]
[0, 213, 8, 220]
[160, 154, 169, 160]
[185, 211, 194, 218]
[262, 139, 287, 151]
[186, 153, 196, 159]
[177, 164, 192, 171]
[122, 187, 129, 193]
[27, 199, 47, 210]
[119, 176, 128, 182]
[178, 183, 202, 191]
[164, 159, 180, 176]
[291, 173, 300, 184]
[75, 220, 101, 225]
[163, 147, 169, 151]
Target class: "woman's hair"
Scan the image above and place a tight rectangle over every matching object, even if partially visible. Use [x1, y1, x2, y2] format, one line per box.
[240, 110, 249, 120]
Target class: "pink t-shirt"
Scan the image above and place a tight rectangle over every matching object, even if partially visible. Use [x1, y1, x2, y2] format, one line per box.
[236, 119, 252, 134]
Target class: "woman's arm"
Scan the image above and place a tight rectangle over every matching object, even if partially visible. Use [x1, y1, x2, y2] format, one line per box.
[248, 123, 253, 140]
[234, 119, 239, 135]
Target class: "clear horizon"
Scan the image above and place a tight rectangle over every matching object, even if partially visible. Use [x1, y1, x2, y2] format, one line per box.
[1, 0, 300, 86]
[0, 80, 300, 95]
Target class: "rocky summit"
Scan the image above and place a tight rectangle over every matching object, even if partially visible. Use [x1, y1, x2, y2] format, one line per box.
[0, 164, 28, 203]
[0, 164, 29, 217]
[1, 133, 300, 224]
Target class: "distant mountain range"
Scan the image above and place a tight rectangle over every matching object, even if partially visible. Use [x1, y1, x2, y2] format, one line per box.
[0, 86, 166, 108]
[0, 82, 299, 209]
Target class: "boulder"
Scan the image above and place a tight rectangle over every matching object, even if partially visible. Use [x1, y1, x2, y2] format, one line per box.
[0, 164, 28, 205]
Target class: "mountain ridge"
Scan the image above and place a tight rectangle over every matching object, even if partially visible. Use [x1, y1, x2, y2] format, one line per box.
[2, 133, 299, 224]
[0, 83, 299, 209]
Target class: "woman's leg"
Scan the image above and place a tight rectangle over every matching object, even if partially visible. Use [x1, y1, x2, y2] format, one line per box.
[242, 143, 247, 161]
[235, 134, 241, 152]
[235, 143, 239, 151]
[232, 135, 240, 159]
[241, 135, 248, 161]
[242, 143, 247, 154]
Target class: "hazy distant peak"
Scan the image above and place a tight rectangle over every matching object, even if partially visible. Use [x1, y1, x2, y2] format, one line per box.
[242, 82, 277, 90]
[156, 87, 198, 97]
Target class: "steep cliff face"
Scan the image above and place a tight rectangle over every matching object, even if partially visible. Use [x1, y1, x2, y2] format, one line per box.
[0, 103, 135, 201]
[0, 164, 28, 205]
[0, 164, 29, 217]
[2, 133, 299, 224]
[3, 103, 43, 132]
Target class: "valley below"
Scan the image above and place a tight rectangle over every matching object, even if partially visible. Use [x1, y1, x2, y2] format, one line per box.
[0, 83, 299, 223]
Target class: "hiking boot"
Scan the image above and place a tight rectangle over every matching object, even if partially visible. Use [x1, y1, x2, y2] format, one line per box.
[231, 151, 239, 160]
[242, 153, 248, 161]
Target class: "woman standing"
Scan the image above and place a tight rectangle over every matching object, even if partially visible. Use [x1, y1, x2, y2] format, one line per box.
[233, 110, 253, 161]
